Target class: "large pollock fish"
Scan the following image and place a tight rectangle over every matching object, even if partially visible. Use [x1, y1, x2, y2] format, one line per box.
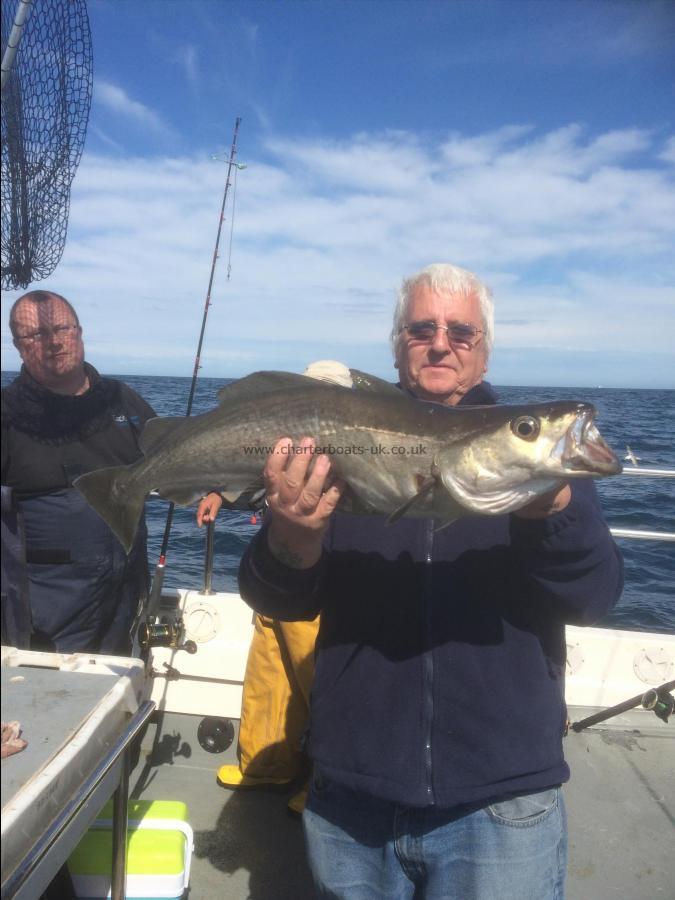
[74, 367, 621, 553]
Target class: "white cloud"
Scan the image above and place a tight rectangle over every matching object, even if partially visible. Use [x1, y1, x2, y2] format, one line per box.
[659, 136, 675, 165]
[2, 124, 673, 386]
[440, 126, 534, 168]
[264, 133, 431, 193]
[94, 80, 169, 134]
[88, 124, 125, 153]
[173, 44, 199, 87]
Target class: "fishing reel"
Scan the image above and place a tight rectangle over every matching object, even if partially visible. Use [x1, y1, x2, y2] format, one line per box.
[138, 616, 197, 655]
[642, 686, 674, 723]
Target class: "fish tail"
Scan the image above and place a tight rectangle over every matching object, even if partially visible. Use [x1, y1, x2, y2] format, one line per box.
[74, 465, 144, 555]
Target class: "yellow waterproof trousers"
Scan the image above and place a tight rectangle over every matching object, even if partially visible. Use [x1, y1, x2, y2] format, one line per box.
[237, 613, 320, 779]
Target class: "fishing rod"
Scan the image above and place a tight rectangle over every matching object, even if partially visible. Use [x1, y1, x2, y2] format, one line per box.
[571, 679, 675, 732]
[140, 116, 243, 652]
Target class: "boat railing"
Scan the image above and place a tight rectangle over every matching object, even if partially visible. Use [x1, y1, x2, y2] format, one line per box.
[619, 467, 675, 478]
[610, 466, 675, 542]
[153, 465, 675, 584]
[610, 527, 674, 541]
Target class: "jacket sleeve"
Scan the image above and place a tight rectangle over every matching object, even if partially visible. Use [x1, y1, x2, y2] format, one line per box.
[508, 479, 623, 625]
[1, 420, 9, 484]
[238, 521, 327, 621]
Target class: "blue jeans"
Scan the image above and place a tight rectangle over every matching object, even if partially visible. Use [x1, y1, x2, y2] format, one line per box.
[303, 773, 567, 899]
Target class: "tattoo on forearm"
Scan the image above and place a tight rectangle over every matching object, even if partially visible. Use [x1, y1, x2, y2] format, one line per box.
[272, 541, 307, 569]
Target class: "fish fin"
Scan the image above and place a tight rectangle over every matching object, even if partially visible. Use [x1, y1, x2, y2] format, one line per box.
[160, 476, 267, 510]
[139, 416, 186, 453]
[74, 465, 144, 555]
[217, 371, 313, 404]
[220, 480, 267, 511]
[386, 478, 437, 525]
[158, 488, 206, 506]
[348, 369, 402, 397]
[216, 367, 397, 404]
[302, 363, 399, 395]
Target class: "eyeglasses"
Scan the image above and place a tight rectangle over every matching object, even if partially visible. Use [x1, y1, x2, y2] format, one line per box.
[400, 320, 483, 349]
[15, 323, 79, 344]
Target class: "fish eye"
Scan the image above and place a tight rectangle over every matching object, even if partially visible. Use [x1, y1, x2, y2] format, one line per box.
[511, 415, 540, 441]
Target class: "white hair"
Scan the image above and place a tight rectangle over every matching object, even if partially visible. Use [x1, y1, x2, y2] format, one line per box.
[390, 263, 494, 360]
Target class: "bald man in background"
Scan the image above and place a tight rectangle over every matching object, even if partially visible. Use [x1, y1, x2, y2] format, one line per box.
[1, 290, 155, 654]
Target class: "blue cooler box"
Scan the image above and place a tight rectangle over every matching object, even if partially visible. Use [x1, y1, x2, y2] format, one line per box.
[69, 799, 193, 900]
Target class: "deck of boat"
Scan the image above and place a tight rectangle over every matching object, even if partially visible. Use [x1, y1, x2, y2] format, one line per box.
[131, 713, 312, 899]
[130, 705, 674, 900]
[564, 705, 674, 897]
[4, 611, 673, 898]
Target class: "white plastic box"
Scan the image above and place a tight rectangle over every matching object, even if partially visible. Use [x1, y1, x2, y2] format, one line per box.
[69, 799, 193, 900]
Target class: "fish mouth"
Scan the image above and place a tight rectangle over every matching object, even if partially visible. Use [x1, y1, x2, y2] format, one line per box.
[562, 409, 622, 475]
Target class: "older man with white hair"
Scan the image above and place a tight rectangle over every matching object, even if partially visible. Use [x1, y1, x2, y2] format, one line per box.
[239, 263, 623, 899]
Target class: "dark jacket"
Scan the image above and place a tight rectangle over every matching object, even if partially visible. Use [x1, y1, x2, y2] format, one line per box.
[239, 382, 624, 808]
[1, 364, 156, 653]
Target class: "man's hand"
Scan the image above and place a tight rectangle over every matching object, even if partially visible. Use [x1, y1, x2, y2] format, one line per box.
[196, 492, 224, 527]
[264, 437, 344, 569]
[513, 483, 571, 519]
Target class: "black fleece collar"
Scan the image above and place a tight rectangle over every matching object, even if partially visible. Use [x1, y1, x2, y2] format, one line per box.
[2, 362, 120, 445]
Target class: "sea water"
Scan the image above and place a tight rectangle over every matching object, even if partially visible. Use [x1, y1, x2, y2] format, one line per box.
[3, 372, 673, 634]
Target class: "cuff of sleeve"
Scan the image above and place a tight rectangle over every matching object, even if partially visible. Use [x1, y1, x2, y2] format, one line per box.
[510, 491, 589, 545]
[248, 524, 326, 593]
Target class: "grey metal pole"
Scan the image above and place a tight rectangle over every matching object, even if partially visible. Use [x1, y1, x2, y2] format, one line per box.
[111, 750, 130, 900]
[619, 467, 675, 478]
[202, 520, 215, 595]
[610, 527, 675, 542]
[1, 0, 33, 92]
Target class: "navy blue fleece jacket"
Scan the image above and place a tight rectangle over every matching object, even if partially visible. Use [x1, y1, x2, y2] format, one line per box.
[238, 382, 624, 808]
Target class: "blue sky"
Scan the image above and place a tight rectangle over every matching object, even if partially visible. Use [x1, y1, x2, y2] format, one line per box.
[2, 0, 674, 387]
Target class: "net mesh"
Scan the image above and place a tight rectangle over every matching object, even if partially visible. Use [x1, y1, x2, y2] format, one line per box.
[1, 0, 92, 290]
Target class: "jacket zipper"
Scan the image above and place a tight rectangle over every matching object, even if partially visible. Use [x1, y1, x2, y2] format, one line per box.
[422, 517, 435, 803]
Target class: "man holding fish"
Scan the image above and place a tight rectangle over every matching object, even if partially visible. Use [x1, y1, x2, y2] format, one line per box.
[71, 261, 623, 897]
[238, 263, 624, 899]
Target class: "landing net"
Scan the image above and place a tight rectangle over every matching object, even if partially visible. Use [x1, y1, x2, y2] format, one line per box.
[1, 0, 92, 290]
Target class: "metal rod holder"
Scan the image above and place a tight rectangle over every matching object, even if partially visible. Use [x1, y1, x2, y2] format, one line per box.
[111, 750, 130, 900]
[202, 520, 215, 595]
